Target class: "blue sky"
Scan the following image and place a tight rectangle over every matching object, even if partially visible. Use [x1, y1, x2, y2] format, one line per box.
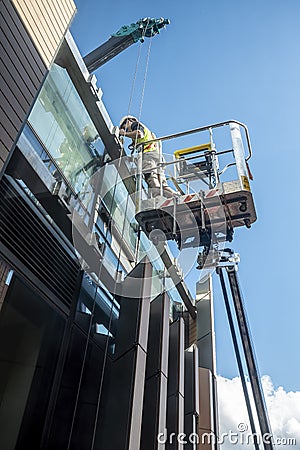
[70, 0, 300, 395]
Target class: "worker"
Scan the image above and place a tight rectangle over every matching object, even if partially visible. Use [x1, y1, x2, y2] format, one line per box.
[82, 124, 99, 144]
[119, 116, 176, 198]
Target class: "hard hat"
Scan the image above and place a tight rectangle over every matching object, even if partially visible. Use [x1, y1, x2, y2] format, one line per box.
[119, 115, 138, 128]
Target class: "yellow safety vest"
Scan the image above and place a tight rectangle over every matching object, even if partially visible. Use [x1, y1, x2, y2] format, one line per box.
[135, 125, 158, 153]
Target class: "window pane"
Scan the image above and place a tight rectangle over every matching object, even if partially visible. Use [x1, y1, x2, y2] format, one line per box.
[28, 64, 105, 203]
[76, 273, 119, 355]
[0, 274, 65, 449]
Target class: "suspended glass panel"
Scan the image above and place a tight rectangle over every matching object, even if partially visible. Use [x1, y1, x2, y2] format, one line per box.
[28, 63, 105, 203]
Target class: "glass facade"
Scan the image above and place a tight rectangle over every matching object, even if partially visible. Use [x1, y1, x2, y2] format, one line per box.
[28, 63, 105, 207]
[75, 273, 119, 355]
[0, 271, 65, 449]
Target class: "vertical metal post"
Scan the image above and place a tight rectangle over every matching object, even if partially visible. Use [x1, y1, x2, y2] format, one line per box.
[217, 267, 260, 450]
[229, 123, 249, 191]
[136, 149, 143, 212]
[209, 127, 219, 188]
[226, 267, 274, 450]
[157, 138, 163, 197]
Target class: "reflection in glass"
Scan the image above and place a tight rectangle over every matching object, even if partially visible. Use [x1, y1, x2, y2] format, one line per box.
[0, 273, 65, 449]
[28, 63, 105, 206]
[76, 273, 119, 355]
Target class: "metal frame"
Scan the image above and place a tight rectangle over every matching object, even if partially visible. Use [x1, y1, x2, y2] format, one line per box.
[135, 120, 253, 161]
[217, 252, 274, 450]
[134, 119, 252, 202]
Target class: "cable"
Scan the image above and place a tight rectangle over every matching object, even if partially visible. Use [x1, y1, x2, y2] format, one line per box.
[126, 40, 144, 126]
[134, 32, 152, 148]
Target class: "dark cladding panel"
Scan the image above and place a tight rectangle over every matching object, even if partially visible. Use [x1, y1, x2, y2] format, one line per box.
[114, 259, 152, 358]
[198, 368, 215, 438]
[168, 318, 185, 397]
[140, 292, 170, 450]
[198, 333, 214, 371]
[146, 292, 170, 379]
[47, 326, 107, 450]
[166, 393, 184, 450]
[0, 0, 47, 166]
[184, 345, 200, 417]
[196, 275, 216, 374]
[166, 318, 185, 450]
[1, 141, 9, 167]
[184, 345, 200, 450]
[96, 345, 147, 450]
[0, 275, 66, 450]
[95, 259, 152, 450]
[141, 372, 168, 450]
[184, 413, 198, 450]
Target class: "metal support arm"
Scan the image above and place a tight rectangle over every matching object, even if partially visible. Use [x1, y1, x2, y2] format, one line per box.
[83, 18, 170, 72]
[217, 251, 274, 450]
[226, 267, 274, 450]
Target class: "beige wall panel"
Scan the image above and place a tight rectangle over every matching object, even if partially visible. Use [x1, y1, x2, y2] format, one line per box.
[12, 0, 54, 66]
[31, 0, 61, 43]
[11, 0, 76, 68]
[65, 0, 77, 16]
[26, 0, 60, 48]
[47, 0, 69, 30]
[60, 0, 72, 17]
[42, 0, 66, 35]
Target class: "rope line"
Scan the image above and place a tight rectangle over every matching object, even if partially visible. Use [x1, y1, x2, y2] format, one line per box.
[134, 33, 153, 149]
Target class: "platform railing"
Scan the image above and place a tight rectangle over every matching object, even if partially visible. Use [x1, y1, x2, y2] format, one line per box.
[134, 120, 252, 207]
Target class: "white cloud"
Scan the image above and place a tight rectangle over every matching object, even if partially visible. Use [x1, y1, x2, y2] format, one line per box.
[217, 375, 300, 450]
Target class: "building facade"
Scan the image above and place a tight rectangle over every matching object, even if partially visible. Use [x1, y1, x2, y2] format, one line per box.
[0, 2, 219, 449]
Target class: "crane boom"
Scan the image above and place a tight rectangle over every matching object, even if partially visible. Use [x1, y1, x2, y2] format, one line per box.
[83, 17, 170, 73]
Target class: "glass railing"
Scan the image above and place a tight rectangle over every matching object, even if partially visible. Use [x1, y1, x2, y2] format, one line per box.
[132, 120, 253, 208]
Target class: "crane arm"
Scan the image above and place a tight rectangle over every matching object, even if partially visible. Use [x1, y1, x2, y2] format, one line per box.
[83, 17, 170, 73]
